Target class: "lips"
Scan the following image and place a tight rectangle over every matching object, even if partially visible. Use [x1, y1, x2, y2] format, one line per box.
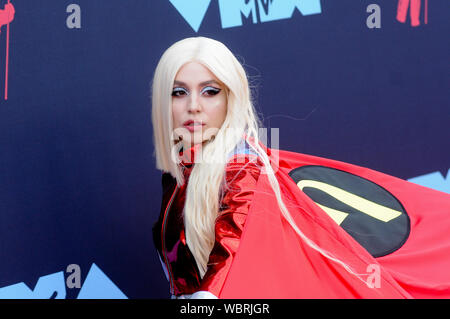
[183, 120, 204, 126]
[183, 120, 205, 132]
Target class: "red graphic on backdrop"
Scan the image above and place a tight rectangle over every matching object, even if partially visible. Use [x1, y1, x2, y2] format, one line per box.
[397, 0, 428, 27]
[0, 1, 14, 100]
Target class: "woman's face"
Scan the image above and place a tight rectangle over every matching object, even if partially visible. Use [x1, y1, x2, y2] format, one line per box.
[171, 61, 228, 148]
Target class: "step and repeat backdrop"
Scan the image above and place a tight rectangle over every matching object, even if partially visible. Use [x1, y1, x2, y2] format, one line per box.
[0, 0, 448, 299]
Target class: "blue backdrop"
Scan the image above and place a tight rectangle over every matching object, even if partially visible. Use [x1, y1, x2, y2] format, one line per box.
[0, 0, 448, 299]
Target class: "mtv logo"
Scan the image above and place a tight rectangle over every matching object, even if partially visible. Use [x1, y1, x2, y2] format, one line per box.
[0, 263, 127, 299]
[408, 169, 450, 194]
[169, 0, 322, 32]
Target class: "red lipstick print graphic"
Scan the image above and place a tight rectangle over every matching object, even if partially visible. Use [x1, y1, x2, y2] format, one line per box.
[397, 0, 428, 27]
[0, 1, 14, 100]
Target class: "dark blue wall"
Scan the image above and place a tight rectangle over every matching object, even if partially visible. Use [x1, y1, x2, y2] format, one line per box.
[0, 0, 448, 298]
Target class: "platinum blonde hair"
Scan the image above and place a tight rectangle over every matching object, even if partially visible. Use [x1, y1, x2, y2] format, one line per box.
[151, 37, 369, 285]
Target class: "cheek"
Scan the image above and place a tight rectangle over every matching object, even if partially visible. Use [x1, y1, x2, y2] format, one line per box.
[217, 97, 228, 121]
[171, 105, 182, 127]
[208, 98, 227, 126]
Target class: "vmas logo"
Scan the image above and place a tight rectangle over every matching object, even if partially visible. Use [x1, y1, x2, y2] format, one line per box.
[169, 0, 322, 32]
[408, 169, 450, 194]
[0, 263, 127, 299]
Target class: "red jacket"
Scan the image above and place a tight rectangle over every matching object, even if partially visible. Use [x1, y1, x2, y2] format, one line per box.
[152, 141, 261, 297]
[153, 139, 450, 298]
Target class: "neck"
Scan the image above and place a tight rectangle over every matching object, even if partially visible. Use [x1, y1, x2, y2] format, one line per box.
[180, 137, 215, 165]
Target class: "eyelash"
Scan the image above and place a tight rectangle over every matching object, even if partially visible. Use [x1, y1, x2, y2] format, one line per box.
[171, 87, 221, 97]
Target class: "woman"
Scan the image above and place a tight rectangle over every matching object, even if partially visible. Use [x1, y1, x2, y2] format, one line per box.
[150, 37, 450, 299]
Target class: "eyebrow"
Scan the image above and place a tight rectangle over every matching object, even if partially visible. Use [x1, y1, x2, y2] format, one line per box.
[173, 80, 221, 87]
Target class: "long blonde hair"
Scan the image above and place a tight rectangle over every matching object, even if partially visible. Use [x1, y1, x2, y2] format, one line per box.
[151, 37, 367, 283]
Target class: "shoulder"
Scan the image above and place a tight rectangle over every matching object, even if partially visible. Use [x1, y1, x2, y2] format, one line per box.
[221, 141, 265, 197]
[225, 140, 263, 183]
[226, 139, 260, 162]
[161, 171, 177, 194]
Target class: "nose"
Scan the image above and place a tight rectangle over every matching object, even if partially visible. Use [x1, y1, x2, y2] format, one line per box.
[187, 92, 201, 113]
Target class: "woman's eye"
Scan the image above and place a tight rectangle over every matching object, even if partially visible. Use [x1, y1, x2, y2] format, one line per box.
[172, 86, 221, 97]
[172, 88, 188, 97]
[202, 87, 221, 96]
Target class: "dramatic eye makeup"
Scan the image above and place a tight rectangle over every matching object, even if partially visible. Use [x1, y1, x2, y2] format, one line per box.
[201, 86, 221, 96]
[172, 87, 188, 97]
[171, 86, 222, 97]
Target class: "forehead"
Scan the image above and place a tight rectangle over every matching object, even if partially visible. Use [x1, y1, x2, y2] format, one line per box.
[174, 61, 221, 86]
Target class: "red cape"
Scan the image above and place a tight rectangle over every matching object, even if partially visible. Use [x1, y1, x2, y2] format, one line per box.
[219, 147, 450, 298]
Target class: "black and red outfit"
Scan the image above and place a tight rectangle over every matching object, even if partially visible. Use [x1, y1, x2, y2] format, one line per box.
[153, 137, 450, 298]
[152, 140, 262, 298]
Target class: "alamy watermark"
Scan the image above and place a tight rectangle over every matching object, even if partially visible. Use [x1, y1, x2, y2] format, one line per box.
[170, 127, 280, 172]
[366, 4, 381, 29]
[66, 4, 81, 29]
[365, 263, 381, 289]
